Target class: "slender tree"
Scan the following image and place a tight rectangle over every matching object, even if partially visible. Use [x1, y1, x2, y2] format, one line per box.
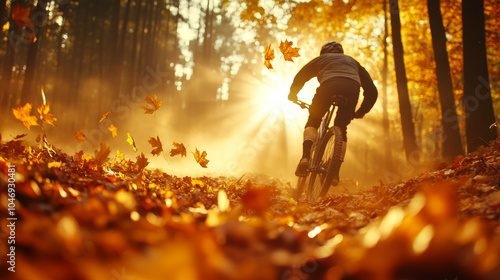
[427, 0, 463, 159]
[381, 0, 393, 170]
[462, 0, 498, 152]
[389, 0, 419, 160]
[21, 0, 51, 103]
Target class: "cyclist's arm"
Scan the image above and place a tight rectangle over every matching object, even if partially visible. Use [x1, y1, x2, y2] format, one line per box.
[289, 60, 320, 100]
[356, 66, 378, 116]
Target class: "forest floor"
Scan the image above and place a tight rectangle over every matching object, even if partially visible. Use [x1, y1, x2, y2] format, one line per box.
[1, 135, 500, 280]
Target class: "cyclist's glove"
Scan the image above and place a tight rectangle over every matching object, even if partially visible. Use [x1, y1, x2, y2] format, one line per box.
[288, 93, 298, 102]
[353, 111, 365, 119]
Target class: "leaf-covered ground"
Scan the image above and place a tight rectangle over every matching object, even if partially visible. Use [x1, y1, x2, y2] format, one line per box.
[1, 136, 500, 280]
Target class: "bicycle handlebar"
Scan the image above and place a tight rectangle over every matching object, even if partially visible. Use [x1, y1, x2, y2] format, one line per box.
[293, 100, 310, 109]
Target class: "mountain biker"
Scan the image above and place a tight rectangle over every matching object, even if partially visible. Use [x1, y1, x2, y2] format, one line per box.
[288, 41, 378, 185]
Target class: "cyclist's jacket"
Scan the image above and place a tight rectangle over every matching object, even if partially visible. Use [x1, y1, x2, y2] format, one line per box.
[289, 53, 378, 116]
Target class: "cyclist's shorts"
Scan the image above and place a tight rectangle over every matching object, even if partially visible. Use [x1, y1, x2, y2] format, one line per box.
[306, 77, 360, 134]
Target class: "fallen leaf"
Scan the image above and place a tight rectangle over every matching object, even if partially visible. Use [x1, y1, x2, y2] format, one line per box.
[136, 153, 149, 172]
[264, 44, 275, 69]
[37, 103, 57, 126]
[99, 112, 110, 122]
[141, 94, 163, 114]
[12, 103, 39, 130]
[127, 133, 138, 152]
[148, 136, 163, 156]
[94, 142, 111, 165]
[170, 142, 187, 157]
[279, 40, 300, 62]
[75, 129, 86, 143]
[193, 148, 209, 168]
[107, 124, 118, 138]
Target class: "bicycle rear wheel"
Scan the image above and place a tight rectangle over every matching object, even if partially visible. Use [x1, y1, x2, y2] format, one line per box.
[307, 126, 343, 201]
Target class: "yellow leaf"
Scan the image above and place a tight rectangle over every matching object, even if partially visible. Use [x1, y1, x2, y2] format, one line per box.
[279, 39, 300, 62]
[37, 102, 57, 126]
[170, 142, 187, 157]
[148, 136, 163, 156]
[48, 162, 62, 168]
[99, 111, 110, 122]
[141, 94, 163, 114]
[264, 44, 275, 69]
[193, 148, 209, 168]
[127, 132, 138, 152]
[136, 153, 149, 172]
[75, 129, 86, 143]
[107, 124, 118, 138]
[12, 103, 39, 130]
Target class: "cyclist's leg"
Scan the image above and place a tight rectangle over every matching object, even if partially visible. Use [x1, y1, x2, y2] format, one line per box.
[295, 82, 333, 176]
[331, 78, 360, 183]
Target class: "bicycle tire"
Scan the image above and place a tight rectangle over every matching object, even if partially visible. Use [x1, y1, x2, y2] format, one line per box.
[307, 126, 343, 200]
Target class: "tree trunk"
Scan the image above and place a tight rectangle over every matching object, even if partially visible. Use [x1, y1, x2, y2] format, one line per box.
[382, 0, 393, 170]
[1, 0, 21, 109]
[389, 0, 419, 160]
[21, 0, 50, 103]
[427, 0, 464, 159]
[0, 0, 7, 26]
[462, 0, 498, 152]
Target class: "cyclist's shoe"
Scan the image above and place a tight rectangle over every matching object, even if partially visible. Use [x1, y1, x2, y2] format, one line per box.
[295, 158, 309, 177]
[331, 177, 340, 186]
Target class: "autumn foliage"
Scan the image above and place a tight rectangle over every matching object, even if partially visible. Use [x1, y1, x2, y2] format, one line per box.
[2, 129, 500, 279]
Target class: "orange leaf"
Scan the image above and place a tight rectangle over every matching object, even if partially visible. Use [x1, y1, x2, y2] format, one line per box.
[264, 44, 275, 69]
[126, 132, 138, 152]
[193, 148, 209, 168]
[148, 136, 163, 156]
[170, 142, 187, 157]
[141, 94, 163, 114]
[74, 129, 86, 143]
[12, 103, 39, 130]
[107, 124, 118, 138]
[12, 4, 34, 31]
[36, 103, 57, 126]
[99, 111, 110, 122]
[136, 153, 149, 172]
[279, 40, 300, 62]
[94, 142, 111, 165]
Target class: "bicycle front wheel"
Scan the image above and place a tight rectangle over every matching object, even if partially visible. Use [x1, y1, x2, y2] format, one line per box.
[307, 126, 343, 201]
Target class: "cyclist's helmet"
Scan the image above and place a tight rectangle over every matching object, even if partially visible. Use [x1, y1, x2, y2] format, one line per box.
[320, 41, 344, 55]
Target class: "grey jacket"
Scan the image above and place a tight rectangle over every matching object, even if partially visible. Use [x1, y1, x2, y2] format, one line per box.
[289, 53, 378, 116]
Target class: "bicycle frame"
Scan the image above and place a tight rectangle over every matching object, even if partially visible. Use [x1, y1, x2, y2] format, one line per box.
[293, 97, 346, 200]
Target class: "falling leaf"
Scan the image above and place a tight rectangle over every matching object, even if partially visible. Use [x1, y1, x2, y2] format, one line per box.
[264, 44, 275, 69]
[14, 134, 27, 140]
[193, 148, 209, 168]
[36, 103, 57, 126]
[12, 103, 39, 130]
[99, 112, 111, 122]
[141, 94, 163, 114]
[107, 124, 118, 138]
[279, 39, 300, 62]
[75, 129, 86, 143]
[136, 153, 149, 172]
[170, 142, 187, 157]
[148, 136, 163, 156]
[127, 133, 138, 152]
[12, 4, 34, 31]
[94, 142, 111, 165]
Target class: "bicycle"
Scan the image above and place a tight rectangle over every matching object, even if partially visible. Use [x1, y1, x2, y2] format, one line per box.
[293, 95, 347, 201]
